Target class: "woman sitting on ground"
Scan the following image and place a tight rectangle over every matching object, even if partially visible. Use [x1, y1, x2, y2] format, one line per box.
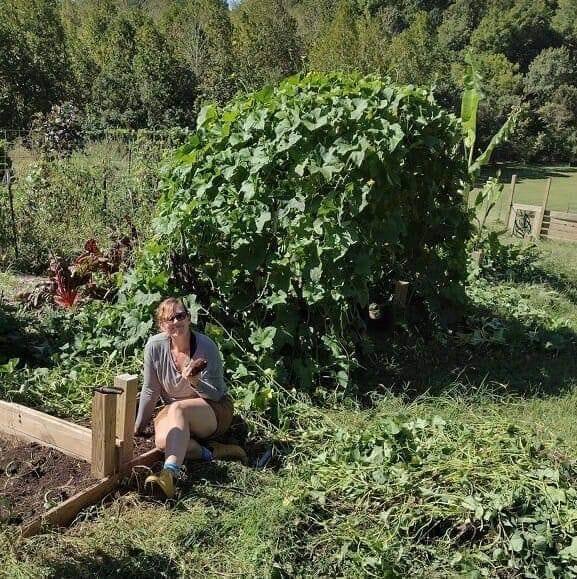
[134, 297, 247, 498]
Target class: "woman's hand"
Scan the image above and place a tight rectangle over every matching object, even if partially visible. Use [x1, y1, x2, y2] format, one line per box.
[182, 357, 208, 387]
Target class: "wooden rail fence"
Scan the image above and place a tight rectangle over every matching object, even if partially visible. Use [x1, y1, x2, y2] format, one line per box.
[506, 175, 577, 243]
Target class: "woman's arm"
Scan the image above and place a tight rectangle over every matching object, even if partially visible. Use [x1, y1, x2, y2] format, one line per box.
[196, 338, 226, 401]
[134, 342, 162, 434]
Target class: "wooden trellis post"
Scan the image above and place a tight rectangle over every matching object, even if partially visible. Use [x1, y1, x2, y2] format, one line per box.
[114, 374, 138, 466]
[505, 175, 517, 233]
[3, 169, 18, 260]
[91, 388, 118, 478]
[471, 250, 484, 267]
[532, 177, 553, 240]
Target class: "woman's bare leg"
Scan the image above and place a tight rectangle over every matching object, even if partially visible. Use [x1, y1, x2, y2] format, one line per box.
[154, 415, 207, 460]
[156, 399, 217, 467]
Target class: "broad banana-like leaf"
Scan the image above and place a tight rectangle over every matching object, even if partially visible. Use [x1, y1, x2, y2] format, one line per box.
[461, 53, 485, 160]
[469, 106, 520, 177]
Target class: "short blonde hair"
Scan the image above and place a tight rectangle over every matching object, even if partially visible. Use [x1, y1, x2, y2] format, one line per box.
[154, 297, 188, 328]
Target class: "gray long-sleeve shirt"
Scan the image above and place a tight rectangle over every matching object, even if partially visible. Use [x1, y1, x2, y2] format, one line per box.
[134, 331, 228, 433]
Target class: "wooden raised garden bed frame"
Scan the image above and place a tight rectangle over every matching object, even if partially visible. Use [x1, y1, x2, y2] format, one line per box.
[0, 374, 162, 538]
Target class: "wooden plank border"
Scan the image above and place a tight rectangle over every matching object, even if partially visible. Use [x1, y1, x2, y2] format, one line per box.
[549, 210, 577, 222]
[0, 400, 91, 461]
[20, 476, 117, 538]
[393, 281, 409, 308]
[20, 448, 163, 538]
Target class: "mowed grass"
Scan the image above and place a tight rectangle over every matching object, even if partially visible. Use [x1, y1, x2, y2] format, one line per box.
[485, 165, 577, 222]
[1, 237, 577, 575]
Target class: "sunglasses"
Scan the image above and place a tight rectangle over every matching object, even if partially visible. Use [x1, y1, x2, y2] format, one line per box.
[165, 311, 188, 323]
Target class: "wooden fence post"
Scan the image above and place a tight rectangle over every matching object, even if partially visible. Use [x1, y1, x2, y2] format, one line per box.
[393, 281, 409, 308]
[532, 177, 552, 240]
[5, 170, 18, 260]
[114, 374, 138, 467]
[471, 250, 484, 267]
[91, 389, 118, 478]
[502, 174, 517, 226]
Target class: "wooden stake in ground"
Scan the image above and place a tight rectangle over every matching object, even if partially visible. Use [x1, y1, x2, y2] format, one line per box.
[471, 250, 484, 267]
[91, 389, 118, 478]
[533, 177, 553, 240]
[505, 175, 517, 233]
[393, 281, 409, 308]
[4, 169, 18, 260]
[114, 374, 138, 467]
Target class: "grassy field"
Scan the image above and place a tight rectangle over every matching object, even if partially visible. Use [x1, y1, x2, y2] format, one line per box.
[2, 164, 577, 575]
[1, 234, 577, 576]
[488, 165, 577, 222]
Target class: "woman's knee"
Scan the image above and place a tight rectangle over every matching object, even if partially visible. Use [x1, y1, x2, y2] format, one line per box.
[167, 399, 197, 418]
[165, 399, 217, 438]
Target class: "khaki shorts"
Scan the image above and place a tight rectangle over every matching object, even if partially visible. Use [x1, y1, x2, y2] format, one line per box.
[154, 395, 234, 440]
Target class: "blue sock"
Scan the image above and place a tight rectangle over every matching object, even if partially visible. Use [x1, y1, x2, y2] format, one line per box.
[200, 446, 214, 462]
[163, 461, 180, 476]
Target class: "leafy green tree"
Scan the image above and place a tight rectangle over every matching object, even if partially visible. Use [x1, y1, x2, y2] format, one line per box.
[159, 0, 234, 104]
[0, 0, 70, 129]
[356, 0, 450, 26]
[357, 8, 402, 73]
[524, 47, 577, 102]
[88, 11, 143, 128]
[304, 1, 398, 74]
[552, 0, 577, 46]
[437, 0, 488, 52]
[60, 0, 119, 105]
[533, 83, 577, 162]
[133, 21, 197, 127]
[231, 0, 302, 90]
[470, 0, 556, 71]
[539, 86, 577, 132]
[307, 1, 362, 72]
[290, 0, 344, 52]
[384, 11, 450, 91]
[82, 8, 196, 129]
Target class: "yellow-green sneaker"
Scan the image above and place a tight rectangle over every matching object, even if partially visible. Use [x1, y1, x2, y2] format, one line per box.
[144, 468, 175, 498]
[209, 442, 248, 465]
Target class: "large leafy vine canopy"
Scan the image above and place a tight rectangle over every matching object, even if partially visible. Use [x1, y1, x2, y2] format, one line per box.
[121, 73, 471, 408]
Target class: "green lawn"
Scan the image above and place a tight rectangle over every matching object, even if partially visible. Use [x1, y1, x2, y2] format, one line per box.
[2, 235, 577, 576]
[487, 165, 577, 222]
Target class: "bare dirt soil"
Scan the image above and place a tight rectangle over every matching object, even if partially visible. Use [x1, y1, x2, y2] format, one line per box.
[0, 434, 96, 526]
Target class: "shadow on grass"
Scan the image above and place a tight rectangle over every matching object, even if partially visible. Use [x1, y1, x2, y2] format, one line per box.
[485, 165, 577, 183]
[0, 300, 68, 366]
[517, 264, 577, 306]
[43, 548, 179, 578]
[177, 461, 239, 510]
[362, 301, 577, 402]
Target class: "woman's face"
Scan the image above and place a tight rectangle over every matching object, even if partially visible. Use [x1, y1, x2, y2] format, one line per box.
[160, 305, 190, 338]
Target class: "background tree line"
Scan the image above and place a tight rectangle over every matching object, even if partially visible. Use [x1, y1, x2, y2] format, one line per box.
[1, 0, 577, 162]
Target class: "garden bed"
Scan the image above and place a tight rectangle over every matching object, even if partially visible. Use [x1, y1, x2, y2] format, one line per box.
[0, 434, 95, 526]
